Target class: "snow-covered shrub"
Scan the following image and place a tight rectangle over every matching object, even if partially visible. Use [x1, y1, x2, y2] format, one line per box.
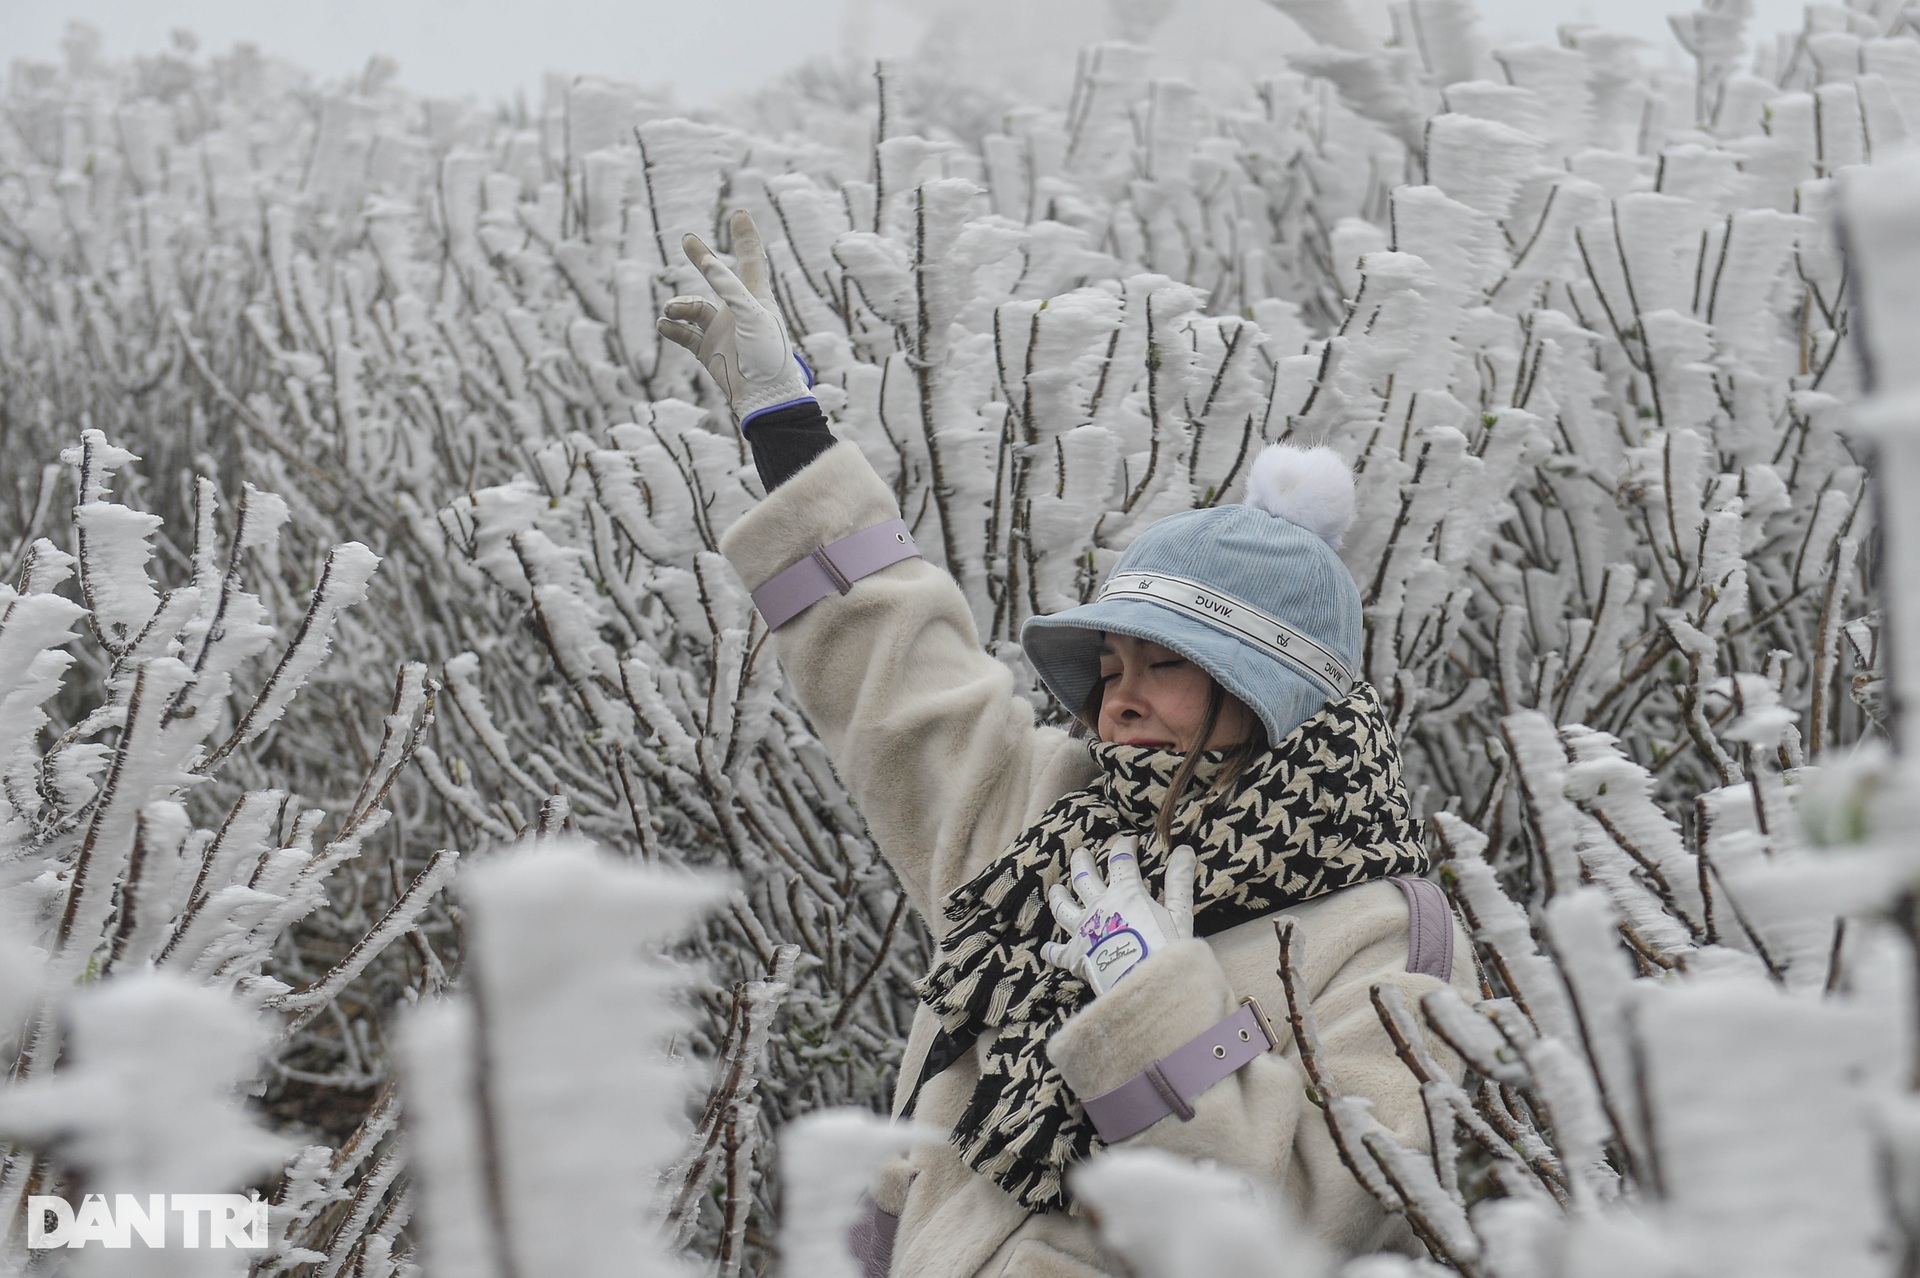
[400, 840, 723, 1278]
[2, 0, 1918, 1271]
[0, 435, 455, 1273]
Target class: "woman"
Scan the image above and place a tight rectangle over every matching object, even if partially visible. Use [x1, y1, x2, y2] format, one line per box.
[659, 212, 1473, 1277]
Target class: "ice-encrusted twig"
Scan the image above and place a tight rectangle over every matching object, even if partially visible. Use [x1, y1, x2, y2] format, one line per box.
[273, 849, 460, 1029]
[1277, 917, 1482, 1269]
[669, 944, 802, 1243]
[202, 541, 381, 773]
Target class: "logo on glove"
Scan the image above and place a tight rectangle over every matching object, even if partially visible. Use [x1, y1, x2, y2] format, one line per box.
[1082, 901, 1152, 970]
[1080, 909, 1150, 973]
[1091, 931, 1145, 972]
[1043, 838, 1196, 996]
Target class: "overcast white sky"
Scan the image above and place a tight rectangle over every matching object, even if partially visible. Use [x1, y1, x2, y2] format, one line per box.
[3, 0, 1814, 106]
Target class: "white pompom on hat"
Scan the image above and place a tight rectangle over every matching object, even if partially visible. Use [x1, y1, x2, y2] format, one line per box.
[1244, 444, 1357, 549]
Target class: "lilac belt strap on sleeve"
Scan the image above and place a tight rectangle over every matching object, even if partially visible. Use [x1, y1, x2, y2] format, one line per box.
[1388, 874, 1455, 981]
[1080, 998, 1277, 1143]
[751, 518, 921, 630]
[1080, 880, 1456, 1144]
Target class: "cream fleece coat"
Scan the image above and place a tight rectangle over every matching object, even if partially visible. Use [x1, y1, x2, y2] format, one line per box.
[719, 440, 1477, 1278]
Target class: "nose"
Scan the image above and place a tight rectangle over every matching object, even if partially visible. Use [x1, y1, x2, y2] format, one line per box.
[1103, 669, 1147, 722]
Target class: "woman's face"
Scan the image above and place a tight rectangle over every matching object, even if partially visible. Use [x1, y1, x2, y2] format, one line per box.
[1094, 634, 1258, 752]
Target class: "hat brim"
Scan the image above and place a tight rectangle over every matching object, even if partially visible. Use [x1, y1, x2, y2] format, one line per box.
[1020, 596, 1288, 744]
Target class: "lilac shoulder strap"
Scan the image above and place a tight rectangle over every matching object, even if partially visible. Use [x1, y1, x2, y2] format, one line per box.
[848, 1194, 899, 1278]
[1388, 874, 1455, 980]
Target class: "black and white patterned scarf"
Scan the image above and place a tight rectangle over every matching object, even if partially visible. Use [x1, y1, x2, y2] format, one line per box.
[914, 683, 1428, 1212]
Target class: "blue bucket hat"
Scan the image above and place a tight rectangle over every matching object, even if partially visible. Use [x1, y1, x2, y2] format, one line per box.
[1019, 445, 1362, 747]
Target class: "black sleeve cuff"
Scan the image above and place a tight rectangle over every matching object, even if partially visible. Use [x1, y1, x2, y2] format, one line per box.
[743, 400, 837, 490]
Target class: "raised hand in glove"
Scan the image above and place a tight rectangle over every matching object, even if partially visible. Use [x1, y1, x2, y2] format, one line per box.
[657, 209, 814, 428]
[1042, 837, 1196, 994]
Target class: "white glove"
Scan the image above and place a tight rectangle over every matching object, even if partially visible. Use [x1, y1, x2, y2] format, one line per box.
[1042, 837, 1196, 994]
[657, 209, 815, 428]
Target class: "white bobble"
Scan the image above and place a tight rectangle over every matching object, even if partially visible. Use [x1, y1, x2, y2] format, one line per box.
[1243, 444, 1357, 549]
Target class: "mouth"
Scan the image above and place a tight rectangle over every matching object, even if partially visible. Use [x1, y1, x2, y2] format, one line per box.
[1119, 738, 1175, 749]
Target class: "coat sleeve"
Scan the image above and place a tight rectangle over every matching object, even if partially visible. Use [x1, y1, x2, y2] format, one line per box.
[1045, 899, 1470, 1257]
[718, 440, 1097, 921]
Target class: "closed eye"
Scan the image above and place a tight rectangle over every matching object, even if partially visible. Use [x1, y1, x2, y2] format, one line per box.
[1151, 659, 1185, 669]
